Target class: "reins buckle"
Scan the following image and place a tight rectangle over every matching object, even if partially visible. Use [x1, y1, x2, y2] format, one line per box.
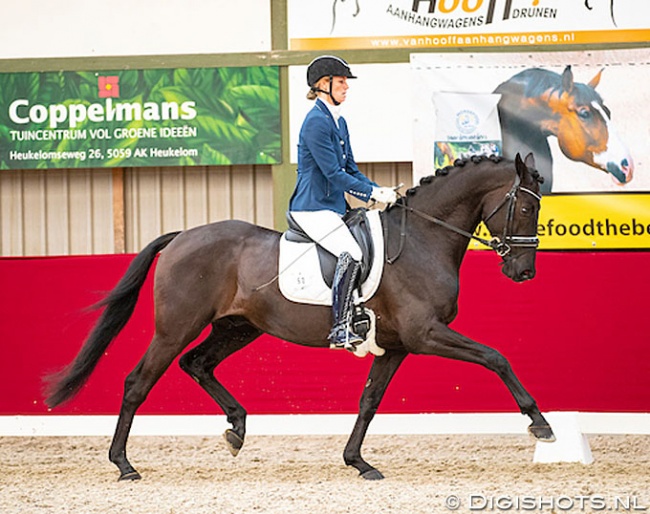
[489, 237, 512, 257]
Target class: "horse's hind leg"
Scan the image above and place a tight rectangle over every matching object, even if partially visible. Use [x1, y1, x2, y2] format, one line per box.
[179, 316, 262, 457]
[109, 332, 193, 481]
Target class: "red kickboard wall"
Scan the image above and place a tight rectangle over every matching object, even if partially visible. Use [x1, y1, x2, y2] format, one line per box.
[0, 251, 648, 416]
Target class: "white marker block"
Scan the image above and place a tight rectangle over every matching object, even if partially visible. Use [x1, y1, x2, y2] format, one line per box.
[533, 411, 593, 464]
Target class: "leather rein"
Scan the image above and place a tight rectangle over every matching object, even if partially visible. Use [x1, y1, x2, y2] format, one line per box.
[385, 174, 542, 264]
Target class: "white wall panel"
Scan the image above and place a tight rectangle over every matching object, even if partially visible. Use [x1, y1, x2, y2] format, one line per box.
[0, 0, 271, 59]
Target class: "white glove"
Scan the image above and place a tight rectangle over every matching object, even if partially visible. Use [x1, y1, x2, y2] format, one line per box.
[371, 186, 398, 205]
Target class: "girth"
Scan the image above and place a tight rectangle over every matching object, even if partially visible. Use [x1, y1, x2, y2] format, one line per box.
[285, 208, 375, 288]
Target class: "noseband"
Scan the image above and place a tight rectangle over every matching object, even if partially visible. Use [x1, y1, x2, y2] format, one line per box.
[386, 174, 541, 263]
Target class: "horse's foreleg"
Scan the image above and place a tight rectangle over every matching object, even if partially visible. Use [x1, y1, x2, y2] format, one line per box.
[109, 335, 187, 480]
[179, 317, 262, 457]
[343, 349, 408, 480]
[410, 322, 555, 442]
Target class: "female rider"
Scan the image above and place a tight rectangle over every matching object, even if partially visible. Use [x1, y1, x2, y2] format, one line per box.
[288, 55, 397, 349]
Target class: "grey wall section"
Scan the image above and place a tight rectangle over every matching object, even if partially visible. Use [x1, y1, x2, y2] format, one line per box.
[0, 162, 411, 256]
[124, 165, 275, 253]
[1, 165, 274, 256]
[0, 168, 114, 256]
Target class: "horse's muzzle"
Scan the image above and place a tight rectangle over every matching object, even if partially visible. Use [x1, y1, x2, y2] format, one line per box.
[606, 158, 634, 185]
[501, 253, 537, 283]
[517, 268, 536, 282]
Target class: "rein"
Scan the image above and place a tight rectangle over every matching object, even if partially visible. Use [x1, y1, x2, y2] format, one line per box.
[385, 174, 542, 263]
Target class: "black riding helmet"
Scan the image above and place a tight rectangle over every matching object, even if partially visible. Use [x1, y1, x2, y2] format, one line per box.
[307, 55, 356, 106]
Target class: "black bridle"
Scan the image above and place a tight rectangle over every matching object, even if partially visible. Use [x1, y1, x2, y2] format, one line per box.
[385, 174, 542, 264]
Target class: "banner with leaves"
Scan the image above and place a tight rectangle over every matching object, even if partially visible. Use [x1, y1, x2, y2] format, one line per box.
[0, 66, 281, 169]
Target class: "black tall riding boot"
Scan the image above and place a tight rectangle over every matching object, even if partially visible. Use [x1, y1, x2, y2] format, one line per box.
[328, 252, 364, 349]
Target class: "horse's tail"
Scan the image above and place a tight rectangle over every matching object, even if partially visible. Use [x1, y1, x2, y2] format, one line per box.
[45, 231, 181, 408]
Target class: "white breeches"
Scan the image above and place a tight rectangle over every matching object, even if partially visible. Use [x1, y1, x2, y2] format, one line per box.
[289, 210, 362, 261]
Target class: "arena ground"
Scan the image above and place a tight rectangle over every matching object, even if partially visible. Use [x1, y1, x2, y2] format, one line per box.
[1, 434, 647, 513]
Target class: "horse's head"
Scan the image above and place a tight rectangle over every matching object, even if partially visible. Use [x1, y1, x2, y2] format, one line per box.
[544, 66, 633, 185]
[483, 153, 542, 283]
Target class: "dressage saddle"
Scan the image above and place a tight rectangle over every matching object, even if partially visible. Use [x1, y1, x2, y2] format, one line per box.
[285, 208, 375, 289]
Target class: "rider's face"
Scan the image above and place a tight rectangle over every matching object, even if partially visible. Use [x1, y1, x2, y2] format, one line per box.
[323, 76, 349, 105]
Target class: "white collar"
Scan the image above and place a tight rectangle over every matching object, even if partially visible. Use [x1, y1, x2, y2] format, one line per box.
[319, 97, 342, 127]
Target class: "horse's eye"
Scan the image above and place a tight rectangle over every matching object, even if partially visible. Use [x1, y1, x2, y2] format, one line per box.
[577, 107, 591, 120]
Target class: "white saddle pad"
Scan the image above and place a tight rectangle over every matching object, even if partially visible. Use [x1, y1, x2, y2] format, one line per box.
[278, 209, 384, 306]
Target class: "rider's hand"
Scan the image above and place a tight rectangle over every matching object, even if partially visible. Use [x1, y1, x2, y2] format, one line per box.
[371, 186, 398, 206]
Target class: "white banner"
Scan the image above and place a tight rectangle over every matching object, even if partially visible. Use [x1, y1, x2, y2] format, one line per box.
[289, 0, 649, 50]
[411, 49, 649, 194]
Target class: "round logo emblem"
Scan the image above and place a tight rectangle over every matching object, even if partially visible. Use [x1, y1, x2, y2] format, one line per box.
[456, 110, 479, 135]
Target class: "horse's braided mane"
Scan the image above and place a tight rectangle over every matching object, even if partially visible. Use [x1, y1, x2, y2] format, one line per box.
[401, 154, 542, 202]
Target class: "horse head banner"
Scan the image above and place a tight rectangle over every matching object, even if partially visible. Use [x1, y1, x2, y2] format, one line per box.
[411, 49, 650, 250]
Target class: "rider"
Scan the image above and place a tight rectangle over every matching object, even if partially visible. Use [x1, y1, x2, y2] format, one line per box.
[288, 55, 397, 350]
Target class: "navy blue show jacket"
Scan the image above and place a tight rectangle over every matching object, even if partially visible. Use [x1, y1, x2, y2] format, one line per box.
[289, 99, 376, 215]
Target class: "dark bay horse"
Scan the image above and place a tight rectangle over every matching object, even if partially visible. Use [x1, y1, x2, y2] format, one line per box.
[46, 153, 555, 481]
[495, 65, 633, 193]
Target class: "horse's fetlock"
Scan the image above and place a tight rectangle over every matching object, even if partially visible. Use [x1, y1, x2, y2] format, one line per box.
[521, 401, 539, 417]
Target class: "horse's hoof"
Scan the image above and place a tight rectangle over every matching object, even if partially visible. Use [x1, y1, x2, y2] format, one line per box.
[118, 470, 141, 481]
[360, 469, 385, 480]
[528, 423, 556, 442]
[223, 429, 244, 457]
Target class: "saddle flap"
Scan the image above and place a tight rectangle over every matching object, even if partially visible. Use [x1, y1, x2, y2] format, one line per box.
[286, 209, 374, 287]
[279, 210, 385, 306]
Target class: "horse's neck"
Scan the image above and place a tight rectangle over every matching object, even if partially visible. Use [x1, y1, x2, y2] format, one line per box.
[404, 172, 500, 256]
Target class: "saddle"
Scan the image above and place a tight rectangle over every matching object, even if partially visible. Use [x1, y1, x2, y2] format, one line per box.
[278, 209, 384, 307]
[279, 208, 386, 357]
[285, 208, 374, 288]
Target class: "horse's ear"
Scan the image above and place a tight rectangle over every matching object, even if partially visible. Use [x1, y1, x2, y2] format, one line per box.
[562, 65, 574, 93]
[523, 152, 536, 170]
[514, 152, 525, 176]
[514, 152, 534, 180]
[588, 68, 604, 89]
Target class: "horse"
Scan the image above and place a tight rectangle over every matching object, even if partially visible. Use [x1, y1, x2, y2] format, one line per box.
[45, 153, 555, 482]
[494, 65, 633, 193]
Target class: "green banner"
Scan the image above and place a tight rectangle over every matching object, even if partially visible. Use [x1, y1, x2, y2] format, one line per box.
[0, 67, 281, 169]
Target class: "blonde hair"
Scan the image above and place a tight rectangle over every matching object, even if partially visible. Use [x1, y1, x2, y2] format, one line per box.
[306, 77, 329, 100]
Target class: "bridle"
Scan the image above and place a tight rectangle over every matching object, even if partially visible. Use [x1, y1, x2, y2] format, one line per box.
[482, 172, 542, 257]
[385, 173, 542, 264]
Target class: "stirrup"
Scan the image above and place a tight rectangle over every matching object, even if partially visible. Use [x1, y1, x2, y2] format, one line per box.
[328, 324, 364, 350]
